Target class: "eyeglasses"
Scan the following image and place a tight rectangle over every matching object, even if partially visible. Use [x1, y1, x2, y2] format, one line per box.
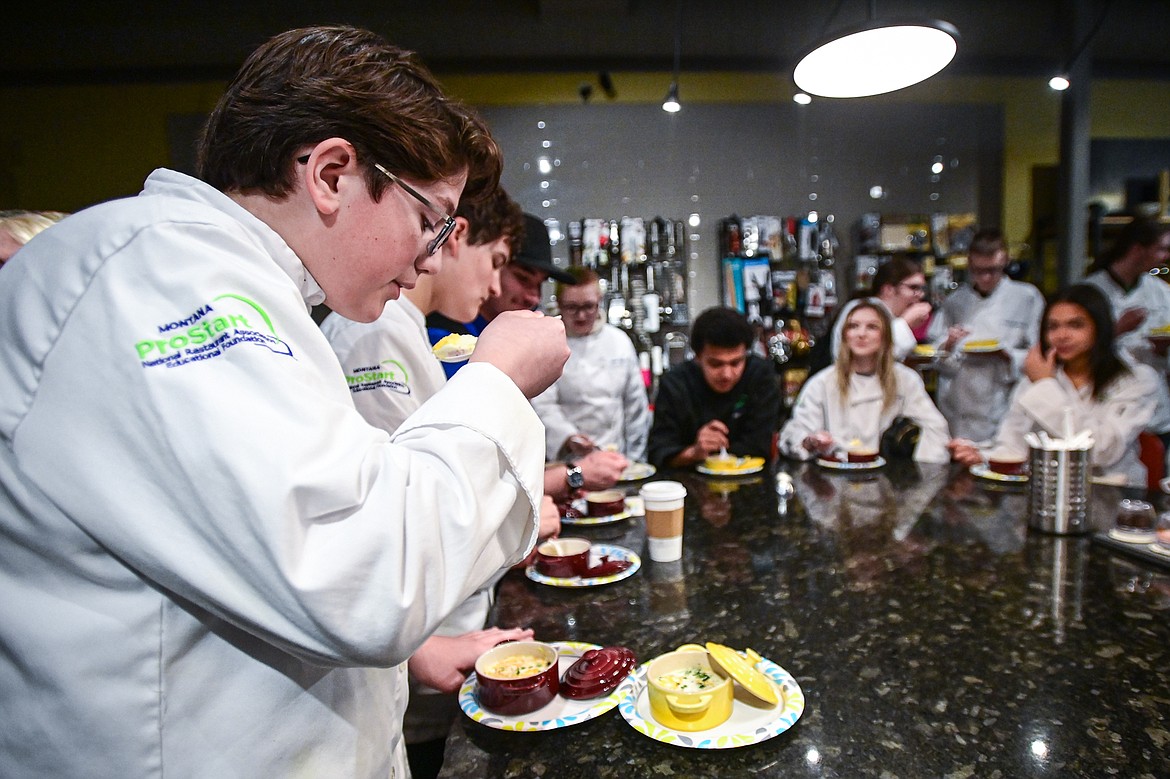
[373, 163, 456, 257]
[296, 154, 455, 256]
[900, 283, 926, 293]
[560, 302, 600, 316]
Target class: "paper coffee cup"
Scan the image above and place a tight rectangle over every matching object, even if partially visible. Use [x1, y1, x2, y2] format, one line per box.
[640, 480, 686, 562]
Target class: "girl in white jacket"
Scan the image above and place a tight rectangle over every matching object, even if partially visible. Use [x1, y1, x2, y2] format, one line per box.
[780, 300, 952, 463]
[950, 284, 1158, 486]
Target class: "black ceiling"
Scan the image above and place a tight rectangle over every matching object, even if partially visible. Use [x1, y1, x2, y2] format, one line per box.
[4, 0, 1170, 87]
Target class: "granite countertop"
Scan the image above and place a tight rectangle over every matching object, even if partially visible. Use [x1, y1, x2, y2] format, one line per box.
[439, 461, 1170, 778]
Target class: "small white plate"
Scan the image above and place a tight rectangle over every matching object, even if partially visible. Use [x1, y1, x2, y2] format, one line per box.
[619, 462, 657, 482]
[562, 498, 639, 526]
[971, 463, 1028, 483]
[616, 652, 805, 749]
[525, 544, 641, 588]
[816, 456, 886, 471]
[458, 641, 628, 731]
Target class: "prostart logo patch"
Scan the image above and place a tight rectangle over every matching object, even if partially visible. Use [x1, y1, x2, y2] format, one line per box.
[136, 294, 293, 368]
[346, 359, 411, 397]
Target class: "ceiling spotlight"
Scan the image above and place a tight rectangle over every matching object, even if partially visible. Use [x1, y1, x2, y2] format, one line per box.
[794, 9, 959, 98]
[793, 92, 812, 105]
[1048, 74, 1071, 91]
[662, 82, 681, 113]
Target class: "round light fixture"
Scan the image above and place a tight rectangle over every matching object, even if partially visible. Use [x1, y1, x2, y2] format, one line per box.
[794, 19, 959, 98]
[1048, 74, 1071, 91]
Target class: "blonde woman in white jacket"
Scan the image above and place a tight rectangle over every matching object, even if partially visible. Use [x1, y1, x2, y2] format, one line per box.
[780, 300, 952, 463]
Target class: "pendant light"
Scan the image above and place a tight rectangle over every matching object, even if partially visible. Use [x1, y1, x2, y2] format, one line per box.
[662, 0, 682, 113]
[793, 1, 958, 98]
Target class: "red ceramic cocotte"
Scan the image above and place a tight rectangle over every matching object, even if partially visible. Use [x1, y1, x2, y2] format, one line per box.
[474, 641, 561, 716]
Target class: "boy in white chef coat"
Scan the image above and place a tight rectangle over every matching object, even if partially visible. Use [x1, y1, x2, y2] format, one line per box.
[0, 25, 568, 779]
[927, 228, 1045, 442]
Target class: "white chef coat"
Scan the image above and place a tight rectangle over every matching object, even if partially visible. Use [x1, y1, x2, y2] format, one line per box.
[927, 278, 1045, 442]
[985, 363, 1158, 487]
[1084, 269, 1170, 434]
[779, 364, 952, 463]
[320, 296, 448, 435]
[0, 169, 544, 778]
[831, 297, 918, 362]
[320, 297, 507, 744]
[531, 322, 650, 460]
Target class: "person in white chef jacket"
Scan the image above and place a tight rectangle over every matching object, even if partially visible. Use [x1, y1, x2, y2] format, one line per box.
[0, 26, 570, 779]
[780, 300, 952, 463]
[321, 186, 559, 779]
[1084, 216, 1170, 445]
[927, 228, 1045, 442]
[950, 284, 1159, 487]
[532, 266, 651, 461]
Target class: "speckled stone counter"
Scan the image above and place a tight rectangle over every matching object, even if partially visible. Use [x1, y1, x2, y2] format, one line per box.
[439, 461, 1170, 778]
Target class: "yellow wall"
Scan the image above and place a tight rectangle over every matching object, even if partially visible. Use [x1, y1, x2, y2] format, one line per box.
[2, 72, 1167, 252]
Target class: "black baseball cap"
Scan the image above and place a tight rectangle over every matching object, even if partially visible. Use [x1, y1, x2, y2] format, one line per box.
[514, 213, 574, 284]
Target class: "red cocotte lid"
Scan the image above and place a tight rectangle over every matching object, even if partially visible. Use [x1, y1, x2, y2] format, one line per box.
[559, 646, 637, 699]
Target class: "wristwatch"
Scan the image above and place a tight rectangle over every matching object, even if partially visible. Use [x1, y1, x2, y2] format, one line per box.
[565, 464, 585, 491]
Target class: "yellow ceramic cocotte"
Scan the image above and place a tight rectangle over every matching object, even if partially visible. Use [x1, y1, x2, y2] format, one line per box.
[646, 649, 733, 731]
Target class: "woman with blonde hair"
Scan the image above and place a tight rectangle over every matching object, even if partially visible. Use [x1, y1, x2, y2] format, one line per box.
[779, 299, 951, 462]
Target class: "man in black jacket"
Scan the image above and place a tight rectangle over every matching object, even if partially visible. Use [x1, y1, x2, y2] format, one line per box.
[647, 306, 780, 467]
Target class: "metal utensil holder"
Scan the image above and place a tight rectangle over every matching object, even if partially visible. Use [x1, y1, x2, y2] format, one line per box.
[1028, 445, 1092, 535]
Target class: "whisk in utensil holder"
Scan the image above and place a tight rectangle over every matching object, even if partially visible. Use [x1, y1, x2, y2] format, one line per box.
[1028, 444, 1092, 535]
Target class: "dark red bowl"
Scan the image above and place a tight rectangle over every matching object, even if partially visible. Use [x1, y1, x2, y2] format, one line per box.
[475, 641, 560, 716]
[535, 538, 591, 578]
[585, 489, 626, 517]
[989, 458, 1026, 475]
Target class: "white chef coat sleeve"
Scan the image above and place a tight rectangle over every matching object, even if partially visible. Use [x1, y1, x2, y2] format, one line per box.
[930, 299, 964, 378]
[530, 380, 575, 460]
[1006, 285, 1045, 381]
[894, 365, 951, 463]
[779, 368, 832, 460]
[892, 316, 918, 361]
[1014, 368, 1157, 470]
[926, 302, 951, 345]
[622, 355, 651, 460]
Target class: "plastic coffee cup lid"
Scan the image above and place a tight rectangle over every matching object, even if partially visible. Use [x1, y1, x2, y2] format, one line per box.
[640, 480, 687, 501]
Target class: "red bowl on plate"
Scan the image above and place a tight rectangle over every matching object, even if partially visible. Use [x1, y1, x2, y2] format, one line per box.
[474, 641, 560, 716]
[847, 449, 879, 464]
[988, 458, 1026, 475]
[560, 646, 637, 699]
[535, 537, 591, 578]
[585, 489, 626, 517]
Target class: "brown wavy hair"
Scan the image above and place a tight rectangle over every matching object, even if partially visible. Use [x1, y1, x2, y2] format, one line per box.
[197, 26, 501, 205]
[836, 300, 897, 412]
[456, 188, 525, 252]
